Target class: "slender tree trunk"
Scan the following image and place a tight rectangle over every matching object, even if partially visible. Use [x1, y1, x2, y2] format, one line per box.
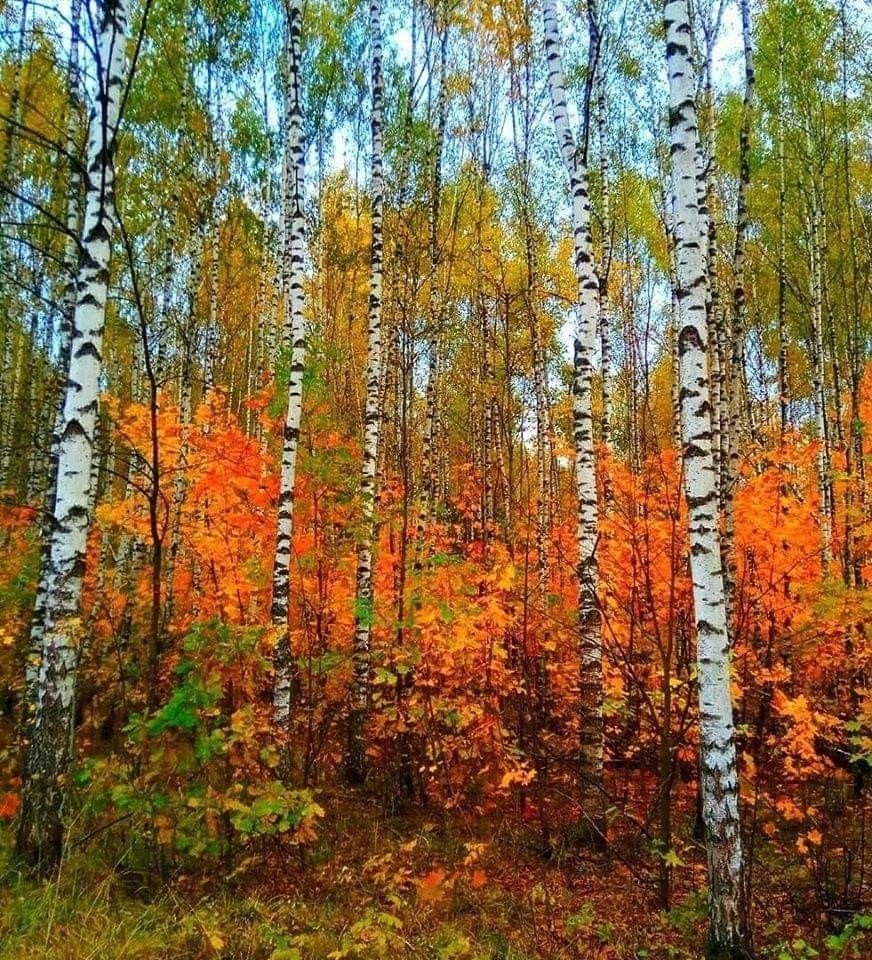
[163, 226, 202, 633]
[838, 0, 866, 581]
[808, 200, 833, 572]
[776, 2, 789, 440]
[0, 0, 31, 482]
[543, 0, 604, 828]
[346, 0, 384, 786]
[529, 294, 551, 599]
[722, 0, 755, 618]
[589, 1, 613, 459]
[204, 204, 221, 392]
[16, 0, 131, 873]
[663, 2, 751, 955]
[414, 19, 449, 571]
[25, 0, 83, 715]
[272, 0, 307, 765]
[482, 303, 496, 541]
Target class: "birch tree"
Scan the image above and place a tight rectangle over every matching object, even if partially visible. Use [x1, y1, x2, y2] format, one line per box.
[16, 0, 132, 872]
[722, 0, 755, 613]
[346, 0, 384, 786]
[413, 12, 449, 571]
[23, 0, 83, 732]
[663, 0, 750, 954]
[271, 0, 307, 752]
[589, 0, 613, 457]
[542, 0, 604, 826]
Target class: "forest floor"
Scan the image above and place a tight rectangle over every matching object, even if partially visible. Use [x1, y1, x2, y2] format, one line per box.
[0, 791, 861, 960]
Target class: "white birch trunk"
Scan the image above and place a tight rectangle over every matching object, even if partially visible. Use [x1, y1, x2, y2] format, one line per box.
[808, 202, 832, 571]
[17, 0, 131, 871]
[413, 21, 449, 571]
[722, 0, 755, 616]
[347, 0, 384, 785]
[272, 0, 307, 738]
[542, 0, 603, 819]
[589, 0, 613, 456]
[663, 1, 750, 954]
[776, 4, 789, 438]
[24, 0, 83, 729]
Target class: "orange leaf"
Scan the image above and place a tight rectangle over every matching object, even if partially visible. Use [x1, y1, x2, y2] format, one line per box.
[470, 869, 487, 889]
[0, 791, 21, 819]
[417, 868, 447, 903]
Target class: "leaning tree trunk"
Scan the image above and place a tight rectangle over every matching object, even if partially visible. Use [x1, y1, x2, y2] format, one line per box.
[271, 0, 307, 761]
[346, 0, 385, 786]
[543, 0, 604, 828]
[16, 0, 131, 873]
[663, 1, 751, 956]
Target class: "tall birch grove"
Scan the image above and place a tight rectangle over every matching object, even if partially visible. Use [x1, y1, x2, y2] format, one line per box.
[0, 0, 869, 957]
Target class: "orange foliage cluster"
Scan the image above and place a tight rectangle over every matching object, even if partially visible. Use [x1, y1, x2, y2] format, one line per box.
[1, 374, 869, 885]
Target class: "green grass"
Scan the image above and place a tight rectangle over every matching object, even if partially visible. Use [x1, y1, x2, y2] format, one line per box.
[2, 811, 867, 960]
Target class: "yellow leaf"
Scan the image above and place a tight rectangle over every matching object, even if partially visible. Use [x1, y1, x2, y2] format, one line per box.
[205, 929, 224, 952]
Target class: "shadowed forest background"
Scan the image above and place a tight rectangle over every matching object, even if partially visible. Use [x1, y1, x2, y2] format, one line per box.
[0, 0, 869, 957]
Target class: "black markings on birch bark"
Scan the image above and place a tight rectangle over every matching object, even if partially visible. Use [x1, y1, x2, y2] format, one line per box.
[808, 200, 832, 572]
[721, 0, 755, 622]
[542, 0, 604, 823]
[272, 0, 307, 751]
[588, 0, 613, 460]
[24, 0, 84, 734]
[17, 0, 131, 873]
[414, 14, 449, 573]
[663, 1, 751, 955]
[838, 0, 867, 583]
[776, 37, 790, 443]
[347, 0, 384, 787]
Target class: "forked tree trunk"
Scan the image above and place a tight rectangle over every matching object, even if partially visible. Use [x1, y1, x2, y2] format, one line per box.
[543, 0, 604, 827]
[346, 0, 385, 786]
[663, 1, 751, 955]
[17, 0, 131, 873]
